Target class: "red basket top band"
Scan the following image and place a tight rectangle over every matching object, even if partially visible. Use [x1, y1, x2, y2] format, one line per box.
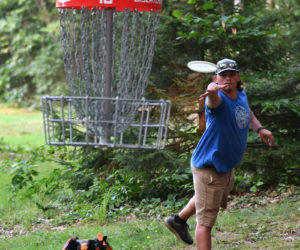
[56, 0, 162, 11]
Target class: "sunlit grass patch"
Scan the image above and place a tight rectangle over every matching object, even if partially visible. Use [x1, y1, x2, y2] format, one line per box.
[0, 107, 44, 147]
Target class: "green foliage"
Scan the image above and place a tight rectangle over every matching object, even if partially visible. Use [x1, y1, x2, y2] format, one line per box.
[3, 139, 194, 223]
[93, 190, 113, 224]
[235, 137, 300, 193]
[9, 159, 38, 193]
[112, 149, 193, 199]
[61, 146, 193, 200]
[0, 0, 64, 105]
[152, 0, 282, 88]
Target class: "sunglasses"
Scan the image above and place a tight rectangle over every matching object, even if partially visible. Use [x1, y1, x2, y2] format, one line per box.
[218, 62, 238, 70]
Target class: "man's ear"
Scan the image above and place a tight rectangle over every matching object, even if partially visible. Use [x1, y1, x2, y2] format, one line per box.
[213, 75, 217, 82]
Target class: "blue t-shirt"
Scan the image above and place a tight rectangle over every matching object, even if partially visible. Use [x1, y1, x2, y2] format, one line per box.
[191, 90, 251, 173]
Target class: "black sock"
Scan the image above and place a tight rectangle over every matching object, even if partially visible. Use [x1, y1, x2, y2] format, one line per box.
[174, 214, 187, 224]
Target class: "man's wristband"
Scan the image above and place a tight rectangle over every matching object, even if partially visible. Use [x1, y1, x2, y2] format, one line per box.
[256, 126, 265, 133]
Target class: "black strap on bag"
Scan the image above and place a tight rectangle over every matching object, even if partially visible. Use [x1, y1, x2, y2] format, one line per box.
[62, 237, 80, 250]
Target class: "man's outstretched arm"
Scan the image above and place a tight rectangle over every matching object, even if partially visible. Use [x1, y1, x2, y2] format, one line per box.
[199, 82, 226, 109]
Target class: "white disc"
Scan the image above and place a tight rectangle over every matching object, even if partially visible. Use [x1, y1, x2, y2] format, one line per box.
[187, 61, 217, 73]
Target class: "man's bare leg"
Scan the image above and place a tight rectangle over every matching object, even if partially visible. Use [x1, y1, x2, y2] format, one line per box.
[178, 195, 196, 220]
[195, 224, 211, 250]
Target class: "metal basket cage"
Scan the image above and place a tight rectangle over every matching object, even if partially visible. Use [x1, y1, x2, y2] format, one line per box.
[42, 95, 171, 149]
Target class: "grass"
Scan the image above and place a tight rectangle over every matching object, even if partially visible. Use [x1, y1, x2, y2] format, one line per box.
[0, 195, 299, 249]
[0, 171, 11, 216]
[0, 107, 44, 147]
[214, 195, 300, 249]
[0, 106, 300, 249]
[0, 219, 180, 250]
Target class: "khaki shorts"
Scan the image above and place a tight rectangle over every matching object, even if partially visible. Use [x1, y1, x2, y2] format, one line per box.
[192, 166, 234, 228]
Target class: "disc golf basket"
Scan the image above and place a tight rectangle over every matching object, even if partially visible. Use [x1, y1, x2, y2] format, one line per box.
[42, 0, 171, 149]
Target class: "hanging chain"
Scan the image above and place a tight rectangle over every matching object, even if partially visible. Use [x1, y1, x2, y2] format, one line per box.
[58, 8, 160, 135]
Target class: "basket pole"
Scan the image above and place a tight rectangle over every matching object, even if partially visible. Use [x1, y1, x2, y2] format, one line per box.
[101, 8, 114, 144]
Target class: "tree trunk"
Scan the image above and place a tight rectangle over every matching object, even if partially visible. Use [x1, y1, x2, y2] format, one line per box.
[266, 0, 276, 9]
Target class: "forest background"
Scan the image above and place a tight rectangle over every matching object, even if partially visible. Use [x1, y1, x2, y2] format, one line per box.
[0, 0, 299, 247]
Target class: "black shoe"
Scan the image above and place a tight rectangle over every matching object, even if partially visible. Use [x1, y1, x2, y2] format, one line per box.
[164, 216, 193, 245]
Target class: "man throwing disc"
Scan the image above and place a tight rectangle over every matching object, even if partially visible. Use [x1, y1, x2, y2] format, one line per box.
[164, 58, 274, 249]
